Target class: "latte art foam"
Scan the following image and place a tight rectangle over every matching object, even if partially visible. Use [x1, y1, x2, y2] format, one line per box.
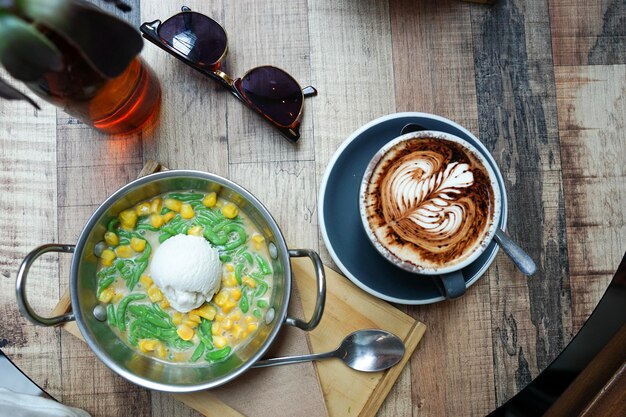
[364, 137, 495, 271]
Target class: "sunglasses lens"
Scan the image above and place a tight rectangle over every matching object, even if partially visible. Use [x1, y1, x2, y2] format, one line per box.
[241, 66, 303, 127]
[159, 12, 227, 67]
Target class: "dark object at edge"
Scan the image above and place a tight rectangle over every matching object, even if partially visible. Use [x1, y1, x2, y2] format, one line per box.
[0, 349, 55, 400]
[488, 252, 626, 416]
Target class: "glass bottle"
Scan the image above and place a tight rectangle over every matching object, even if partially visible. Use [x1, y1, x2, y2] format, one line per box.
[27, 26, 161, 135]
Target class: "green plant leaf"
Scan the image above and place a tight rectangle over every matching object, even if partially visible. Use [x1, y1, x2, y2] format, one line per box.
[0, 76, 40, 108]
[0, 14, 62, 81]
[18, 0, 142, 79]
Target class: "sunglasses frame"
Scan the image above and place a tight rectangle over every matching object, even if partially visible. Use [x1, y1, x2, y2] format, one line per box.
[140, 7, 317, 143]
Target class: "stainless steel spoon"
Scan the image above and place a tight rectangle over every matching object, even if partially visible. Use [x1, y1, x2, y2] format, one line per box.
[252, 329, 405, 372]
[494, 228, 537, 276]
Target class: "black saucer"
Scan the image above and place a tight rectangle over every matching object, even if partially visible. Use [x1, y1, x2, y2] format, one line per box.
[318, 113, 508, 304]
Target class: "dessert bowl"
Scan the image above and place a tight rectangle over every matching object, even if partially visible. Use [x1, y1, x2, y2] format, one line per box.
[16, 170, 326, 392]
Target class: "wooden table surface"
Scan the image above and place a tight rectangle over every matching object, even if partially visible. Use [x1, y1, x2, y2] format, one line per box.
[1, 1, 624, 416]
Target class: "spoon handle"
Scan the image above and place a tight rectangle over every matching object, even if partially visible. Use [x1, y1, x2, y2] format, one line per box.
[494, 228, 537, 276]
[252, 350, 336, 368]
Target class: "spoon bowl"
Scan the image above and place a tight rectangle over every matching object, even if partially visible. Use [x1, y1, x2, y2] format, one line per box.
[252, 329, 405, 372]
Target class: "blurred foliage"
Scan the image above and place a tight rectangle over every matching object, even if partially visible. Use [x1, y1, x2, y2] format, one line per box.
[0, 0, 141, 108]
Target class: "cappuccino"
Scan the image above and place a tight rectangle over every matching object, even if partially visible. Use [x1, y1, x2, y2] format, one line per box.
[361, 133, 497, 273]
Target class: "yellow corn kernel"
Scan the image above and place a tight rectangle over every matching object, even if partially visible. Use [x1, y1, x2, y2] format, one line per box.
[164, 198, 182, 212]
[247, 323, 258, 333]
[135, 202, 151, 217]
[245, 315, 255, 323]
[225, 263, 235, 272]
[242, 331, 248, 339]
[184, 319, 199, 329]
[188, 313, 201, 323]
[232, 324, 243, 339]
[159, 299, 170, 309]
[222, 274, 237, 287]
[230, 310, 242, 322]
[215, 313, 225, 322]
[231, 288, 242, 301]
[148, 286, 163, 303]
[150, 214, 164, 228]
[242, 276, 257, 288]
[221, 203, 239, 219]
[156, 343, 167, 359]
[222, 300, 237, 314]
[163, 211, 176, 223]
[187, 225, 203, 236]
[130, 237, 146, 252]
[119, 209, 138, 229]
[139, 275, 153, 288]
[150, 198, 163, 214]
[180, 203, 195, 219]
[112, 293, 124, 304]
[214, 290, 228, 307]
[172, 312, 183, 325]
[98, 287, 115, 303]
[139, 339, 159, 353]
[104, 232, 119, 246]
[115, 245, 133, 258]
[221, 318, 232, 330]
[176, 325, 194, 341]
[196, 305, 217, 321]
[252, 234, 265, 250]
[202, 192, 217, 208]
[100, 249, 116, 266]
[211, 323, 221, 335]
[213, 336, 228, 349]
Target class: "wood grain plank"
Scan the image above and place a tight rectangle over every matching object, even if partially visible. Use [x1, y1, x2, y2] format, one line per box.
[549, 0, 626, 66]
[0, 96, 62, 399]
[389, 1, 494, 415]
[223, 0, 315, 164]
[307, 0, 397, 270]
[391, 0, 479, 132]
[471, 0, 572, 406]
[140, 1, 228, 176]
[307, 2, 402, 415]
[58, 163, 144, 208]
[378, 366, 413, 417]
[229, 161, 318, 251]
[555, 64, 626, 331]
[57, 204, 99, 295]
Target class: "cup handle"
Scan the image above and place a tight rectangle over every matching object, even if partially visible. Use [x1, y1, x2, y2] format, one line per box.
[438, 270, 466, 299]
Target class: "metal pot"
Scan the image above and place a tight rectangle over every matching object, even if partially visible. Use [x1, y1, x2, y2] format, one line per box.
[16, 170, 326, 392]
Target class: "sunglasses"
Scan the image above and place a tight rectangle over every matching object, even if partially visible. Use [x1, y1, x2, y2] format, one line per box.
[140, 6, 317, 143]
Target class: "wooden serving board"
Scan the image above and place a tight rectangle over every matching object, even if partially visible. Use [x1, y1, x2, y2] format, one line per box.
[51, 160, 426, 417]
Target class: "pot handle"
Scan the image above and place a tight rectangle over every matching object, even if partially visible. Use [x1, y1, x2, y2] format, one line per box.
[16, 244, 76, 326]
[285, 249, 326, 331]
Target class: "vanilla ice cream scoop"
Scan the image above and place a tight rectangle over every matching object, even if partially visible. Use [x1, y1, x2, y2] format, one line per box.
[150, 234, 222, 313]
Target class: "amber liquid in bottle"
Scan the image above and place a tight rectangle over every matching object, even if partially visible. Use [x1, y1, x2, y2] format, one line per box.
[28, 29, 161, 135]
